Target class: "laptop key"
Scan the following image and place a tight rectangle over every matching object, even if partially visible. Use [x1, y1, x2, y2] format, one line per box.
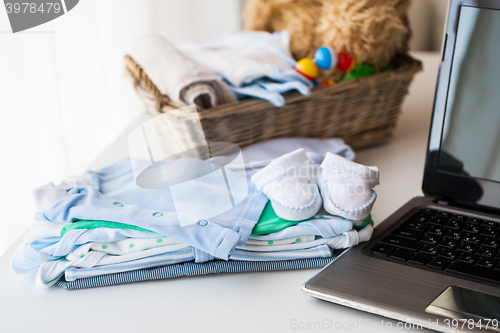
[463, 224, 483, 235]
[380, 235, 423, 252]
[482, 221, 498, 229]
[476, 247, 498, 258]
[445, 219, 466, 231]
[481, 228, 499, 238]
[408, 253, 434, 266]
[447, 261, 500, 283]
[456, 243, 479, 254]
[453, 214, 468, 221]
[456, 253, 480, 265]
[427, 257, 452, 271]
[437, 211, 453, 218]
[427, 216, 449, 227]
[390, 249, 415, 262]
[402, 220, 429, 232]
[482, 239, 500, 249]
[467, 217, 484, 225]
[476, 258, 500, 269]
[420, 235, 442, 246]
[439, 239, 461, 250]
[420, 244, 442, 256]
[371, 243, 397, 258]
[391, 227, 424, 241]
[409, 212, 431, 223]
[427, 226, 445, 237]
[444, 230, 463, 241]
[440, 249, 460, 260]
[463, 234, 485, 245]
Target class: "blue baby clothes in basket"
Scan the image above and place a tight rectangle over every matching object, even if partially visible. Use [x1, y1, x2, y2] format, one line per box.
[178, 31, 312, 107]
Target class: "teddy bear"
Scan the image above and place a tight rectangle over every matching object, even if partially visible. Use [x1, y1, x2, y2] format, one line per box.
[244, 0, 412, 81]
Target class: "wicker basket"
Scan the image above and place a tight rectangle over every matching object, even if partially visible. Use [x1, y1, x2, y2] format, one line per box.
[125, 54, 422, 157]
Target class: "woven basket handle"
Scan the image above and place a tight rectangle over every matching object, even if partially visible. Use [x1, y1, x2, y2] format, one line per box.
[124, 55, 172, 111]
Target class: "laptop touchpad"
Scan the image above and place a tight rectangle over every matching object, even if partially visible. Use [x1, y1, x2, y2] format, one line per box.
[426, 286, 500, 331]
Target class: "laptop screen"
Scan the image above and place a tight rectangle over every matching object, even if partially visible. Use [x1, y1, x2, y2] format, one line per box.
[438, 6, 500, 183]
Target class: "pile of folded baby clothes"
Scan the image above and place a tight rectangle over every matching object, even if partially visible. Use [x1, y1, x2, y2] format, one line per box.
[11, 138, 378, 289]
[130, 31, 312, 109]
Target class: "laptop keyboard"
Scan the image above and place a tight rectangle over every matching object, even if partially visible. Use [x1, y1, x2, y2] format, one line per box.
[370, 208, 500, 284]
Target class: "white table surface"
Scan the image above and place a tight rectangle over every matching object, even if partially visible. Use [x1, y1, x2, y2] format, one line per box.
[0, 52, 440, 333]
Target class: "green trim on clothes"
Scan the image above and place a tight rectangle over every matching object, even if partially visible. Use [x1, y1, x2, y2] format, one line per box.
[250, 201, 302, 236]
[251, 201, 373, 236]
[61, 220, 154, 237]
[353, 214, 374, 230]
[60, 205, 374, 238]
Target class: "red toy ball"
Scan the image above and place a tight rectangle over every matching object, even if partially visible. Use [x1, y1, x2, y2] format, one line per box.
[336, 52, 356, 72]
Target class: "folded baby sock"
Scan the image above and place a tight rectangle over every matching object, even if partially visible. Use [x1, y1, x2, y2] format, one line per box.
[319, 152, 379, 220]
[251, 148, 322, 221]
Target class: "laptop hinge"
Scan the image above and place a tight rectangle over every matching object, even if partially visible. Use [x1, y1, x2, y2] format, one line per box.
[434, 197, 454, 206]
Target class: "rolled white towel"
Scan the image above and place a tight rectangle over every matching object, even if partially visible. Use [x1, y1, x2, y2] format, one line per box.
[130, 34, 237, 109]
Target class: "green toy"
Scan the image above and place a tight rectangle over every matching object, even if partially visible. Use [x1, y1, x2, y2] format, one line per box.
[344, 63, 376, 81]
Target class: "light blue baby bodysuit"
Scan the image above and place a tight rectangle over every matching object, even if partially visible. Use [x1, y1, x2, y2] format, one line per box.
[32, 159, 268, 261]
[62, 244, 333, 285]
[11, 213, 353, 274]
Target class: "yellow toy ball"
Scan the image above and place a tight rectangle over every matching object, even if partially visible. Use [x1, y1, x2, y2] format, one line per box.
[295, 58, 319, 80]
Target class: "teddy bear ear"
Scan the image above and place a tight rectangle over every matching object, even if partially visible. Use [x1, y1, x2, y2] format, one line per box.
[395, 0, 412, 17]
[242, 0, 275, 32]
[395, 0, 413, 54]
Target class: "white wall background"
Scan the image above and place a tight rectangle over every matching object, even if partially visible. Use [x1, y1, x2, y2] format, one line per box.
[0, 0, 241, 256]
[408, 0, 450, 51]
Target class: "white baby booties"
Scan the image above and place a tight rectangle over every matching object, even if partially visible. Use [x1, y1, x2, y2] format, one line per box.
[251, 148, 322, 221]
[319, 152, 379, 220]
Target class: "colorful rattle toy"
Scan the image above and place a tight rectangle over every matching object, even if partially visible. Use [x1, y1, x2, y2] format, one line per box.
[295, 58, 319, 81]
[335, 51, 356, 72]
[314, 47, 336, 70]
[295, 46, 356, 82]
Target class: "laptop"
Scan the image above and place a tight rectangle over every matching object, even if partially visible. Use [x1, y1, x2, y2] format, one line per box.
[302, 1, 500, 331]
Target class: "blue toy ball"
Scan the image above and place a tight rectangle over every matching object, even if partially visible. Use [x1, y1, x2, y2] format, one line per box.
[314, 47, 337, 70]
